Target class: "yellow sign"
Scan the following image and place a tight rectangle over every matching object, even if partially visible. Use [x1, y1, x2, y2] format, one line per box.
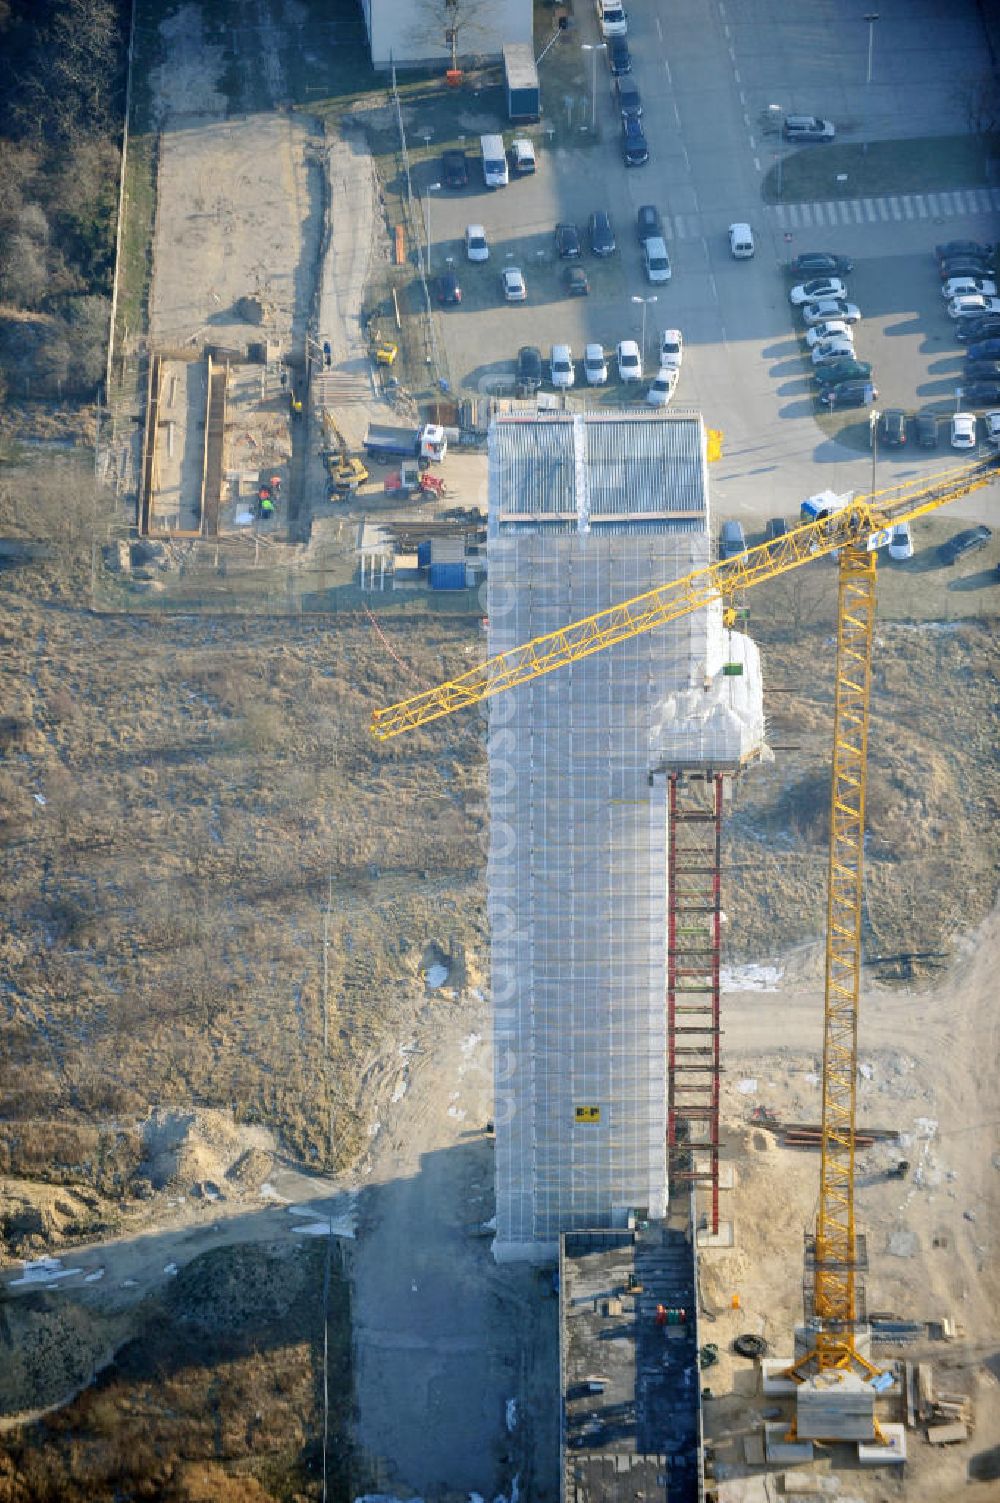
[574, 1105, 601, 1124]
[707, 428, 724, 462]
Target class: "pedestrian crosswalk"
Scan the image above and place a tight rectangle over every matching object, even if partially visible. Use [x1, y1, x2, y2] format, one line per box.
[657, 186, 1000, 242]
[771, 186, 1000, 232]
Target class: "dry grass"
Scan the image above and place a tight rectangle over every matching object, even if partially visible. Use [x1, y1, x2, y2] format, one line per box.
[0, 1240, 351, 1502]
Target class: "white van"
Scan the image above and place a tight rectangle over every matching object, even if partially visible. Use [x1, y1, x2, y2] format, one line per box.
[481, 134, 509, 189]
[729, 222, 754, 258]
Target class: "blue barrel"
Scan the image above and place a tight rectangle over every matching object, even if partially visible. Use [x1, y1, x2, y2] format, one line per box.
[429, 562, 467, 590]
[417, 540, 432, 567]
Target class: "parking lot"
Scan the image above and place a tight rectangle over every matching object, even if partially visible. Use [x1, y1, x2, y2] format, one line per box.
[414, 0, 998, 529]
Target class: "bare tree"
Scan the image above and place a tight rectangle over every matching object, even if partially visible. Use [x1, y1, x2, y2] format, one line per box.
[412, 0, 494, 69]
[951, 70, 1000, 138]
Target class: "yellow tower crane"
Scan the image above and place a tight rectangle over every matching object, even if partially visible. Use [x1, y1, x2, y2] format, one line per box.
[371, 453, 997, 1391]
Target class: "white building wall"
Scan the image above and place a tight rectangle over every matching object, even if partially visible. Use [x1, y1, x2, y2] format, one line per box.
[364, 0, 532, 71]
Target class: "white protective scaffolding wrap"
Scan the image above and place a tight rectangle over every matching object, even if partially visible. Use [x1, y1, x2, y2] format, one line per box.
[487, 413, 765, 1262]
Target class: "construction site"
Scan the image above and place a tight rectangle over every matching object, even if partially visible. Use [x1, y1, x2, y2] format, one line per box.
[1, 3, 998, 1502]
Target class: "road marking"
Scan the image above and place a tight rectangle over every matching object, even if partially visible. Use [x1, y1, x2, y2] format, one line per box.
[889, 197, 902, 220]
[877, 200, 889, 220]
[740, 91, 747, 107]
[915, 197, 928, 218]
[753, 155, 760, 172]
[734, 69, 741, 83]
[709, 274, 719, 303]
[655, 15, 663, 38]
[926, 193, 940, 216]
[939, 191, 954, 214]
[851, 201, 863, 222]
[901, 195, 915, 218]
[664, 58, 673, 85]
[862, 198, 877, 221]
[800, 203, 814, 226]
[724, 23, 731, 38]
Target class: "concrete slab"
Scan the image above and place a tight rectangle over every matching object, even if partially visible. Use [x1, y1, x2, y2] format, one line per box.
[743, 1433, 765, 1465]
[761, 1359, 799, 1395]
[858, 1423, 906, 1465]
[697, 1219, 735, 1249]
[764, 1421, 814, 1463]
[694, 1158, 736, 1189]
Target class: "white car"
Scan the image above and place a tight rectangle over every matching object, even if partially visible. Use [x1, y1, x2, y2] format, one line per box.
[501, 266, 526, 302]
[888, 522, 914, 561]
[596, 0, 628, 36]
[584, 343, 608, 385]
[646, 368, 678, 407]
[789, 277, 846, 306]
[616, 339, 642, 382]
[659, 328, 683, 370]
[805, 320, 853, 348]
[985, 410, 1000, 446]
[511, 138, 536, 175]
[802, 299, 862, 326]
[811, 337, 856, 364]
[948, 294, 1000, 320]
[465, 224, 489, 262]
[941, 276, 997, 301]
[950, 411, 977, 449]
[550, 343, 575, 389]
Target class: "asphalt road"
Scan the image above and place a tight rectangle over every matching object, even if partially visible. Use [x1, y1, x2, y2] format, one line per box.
[420, 0, 999, 531]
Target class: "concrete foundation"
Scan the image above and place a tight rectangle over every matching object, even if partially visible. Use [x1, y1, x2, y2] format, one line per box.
[858, 1423, 906, 1465]
[697, 1219, 735, 1249]
[764, 1421, 814, 1463]
[761, 1359, 800, 1396]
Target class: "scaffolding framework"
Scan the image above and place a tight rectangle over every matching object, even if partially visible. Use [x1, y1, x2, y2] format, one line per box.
[667, 773, 723, 1233]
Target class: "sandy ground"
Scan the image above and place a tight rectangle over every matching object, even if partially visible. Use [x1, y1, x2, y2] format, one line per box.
[700, 906, 1000, 1502]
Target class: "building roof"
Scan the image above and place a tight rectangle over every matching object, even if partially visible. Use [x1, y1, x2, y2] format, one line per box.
[488, 412, 708, 535]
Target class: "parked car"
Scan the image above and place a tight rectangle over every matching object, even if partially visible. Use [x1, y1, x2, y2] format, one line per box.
[888, 522, 914, 561]
[941, 276, 997, 300]
[962, 380, 1000, 404]
[646, 368, 678, 407]
[442, 149, 469, 189]
[436, 270, 462, 304]
[719, 519, 748, 559]
[515, 345, 542, 393]
[956, 317, 1000, 344]
[616, 75, 642, 118]
[616, 339, 642, 382]
[813, 357, 872, 386]
[950, 411, 977, 449]
[802, 299, 861, 326]
[948, 294, 1000, 319]
[659, 328, 683, 370]
[583, 343, 608, 385]
[790, 278, 846, 305]
[637, 204, 662, 242]
[789, 251, 854, 276]
[985, 411, 1000, 446]
[783, 114, 835, 141]
[965, 336, 1000, 360]
[565, 266, 590, 296]
[877, 409, 907, 446]
[728, 222, 754, 258]
[622, 115, 649, 166]
[939, 524, 990, 561]
[939, 257, 993, 281]
[501, 266, 526, 303]
[465, 224, 489, 262]
[596, 0, 628, 37]
[589, 211, 616, 256]
[914, 409, 938, 447]
[555, 222, 581, 258]
[510, 138, 536, 175]
[643, 236, 671, 283]
[936, 239, 994, 264]
[964, 359, 1000, 380]
[805, 320, 854, 348]
[608, 35, 631, 74]
[819, 379, 877, 409]
[765, 517, 788, 541]
[550, 343, 575, 389]
[811, 336, 857, 364]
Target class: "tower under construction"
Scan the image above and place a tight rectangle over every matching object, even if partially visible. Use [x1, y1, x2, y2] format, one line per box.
[486, 411, 766, 1263]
